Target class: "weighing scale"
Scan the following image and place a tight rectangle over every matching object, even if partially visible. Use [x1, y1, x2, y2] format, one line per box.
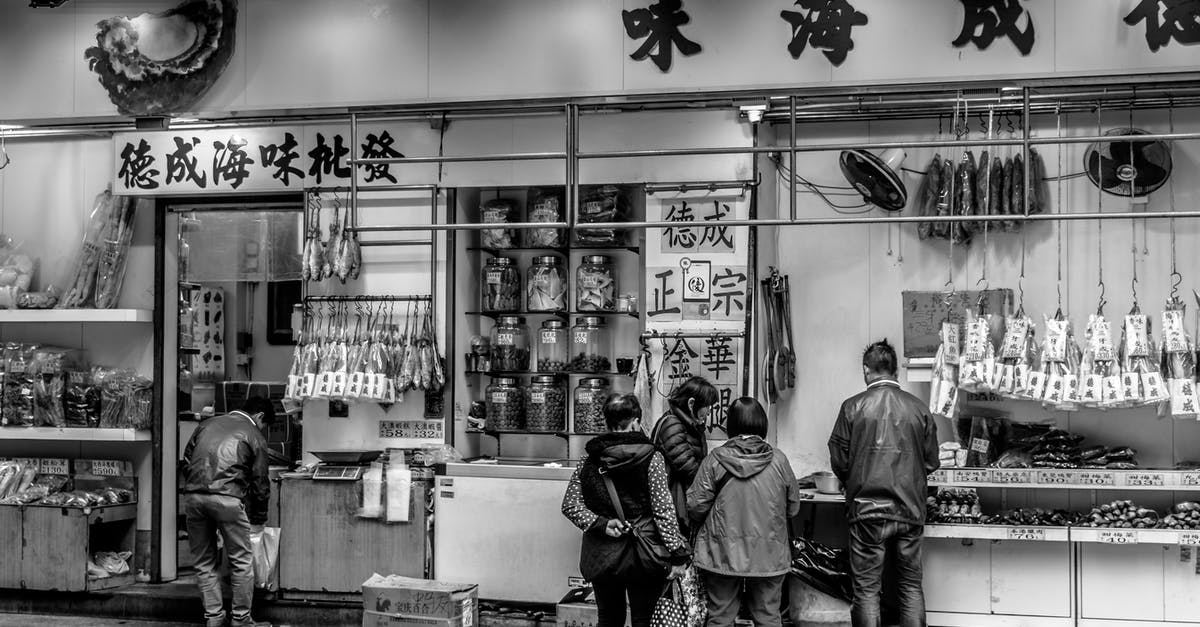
[309, 450, 383, 481]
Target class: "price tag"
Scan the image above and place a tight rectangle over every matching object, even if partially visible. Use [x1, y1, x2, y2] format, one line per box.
[379, 420, 444, 441]
[927, 470, 949, 483]
[540, 331, 558, 344]
[1124, 472, 1166, 487]
[315, 372, 334, 398]
[486, 271, 502, 285]
[954, 469, 991, 484]
[1182, 473, 1200, 488]
[992, 470, 1032, 484]
[496, 332, 516, 346]
[577, 391, 592, 404]
[1038, 470, 1074, 485]
[1098, 529, 1138, 544]
[573, 331, 589, 345]
[301, 374, 316, 398]
[1078, 471, 1116, 486]
[88, 460, 124, 477]
[347, 373, 365, 398]
[529, 391, 546, 404]
[39, 458, 68, 475]
[969, 438, 990, 454]
[1007, 527, 1046, 541]
[1179, 531, 1200, 547]
[490, 392, 508, 404]
[381, 378, 397, 404]
[13, 458, 37, 469]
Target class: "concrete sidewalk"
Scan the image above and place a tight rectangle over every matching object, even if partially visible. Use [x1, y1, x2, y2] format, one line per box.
[0, 616, 196, 626]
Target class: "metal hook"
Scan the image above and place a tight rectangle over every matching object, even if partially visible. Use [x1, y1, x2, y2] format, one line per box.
[1171, 271, 1183, 302]
[1097, 279, 1107, 315]
[0, 125, 9, 171]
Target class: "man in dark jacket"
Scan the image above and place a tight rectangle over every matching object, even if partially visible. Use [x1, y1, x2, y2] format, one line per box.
[181, 397, 274, 627]
[828, 340, 940, 627]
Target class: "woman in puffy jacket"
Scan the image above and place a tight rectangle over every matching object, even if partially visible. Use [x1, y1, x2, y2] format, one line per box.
[562, 394, 690, 627]
[686, 397, 802, 627]
[652, 376, 720, 504]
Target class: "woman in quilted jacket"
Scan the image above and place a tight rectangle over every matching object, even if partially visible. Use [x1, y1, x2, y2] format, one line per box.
[652, 376, 720, 530]
[561, 394, 690, 627]
[687, 397, 802, 627]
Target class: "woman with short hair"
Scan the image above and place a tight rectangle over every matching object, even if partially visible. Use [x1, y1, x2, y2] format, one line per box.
[686, 397, 802, 627]
[562, 394, 690, 627]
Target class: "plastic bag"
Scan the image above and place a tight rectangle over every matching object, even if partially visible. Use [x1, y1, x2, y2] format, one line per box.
[525, 189, 564, 247]
[479, 198, 521, 249]
[791, 538, 853, 604]
[575, 185, 629, 245]
[88, 551, 132, 579]
[60, 190, 138, 309]
[250, 527, 280, 591]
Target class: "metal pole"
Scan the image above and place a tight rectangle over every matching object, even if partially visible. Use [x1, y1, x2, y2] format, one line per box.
[641, 331, 747, 339]
[1023, 88, 1031, 217]
[303, 294, 432, 302]
[789, 96, 797, 222]
[569, 104, 578, 235]
[576, 209, 1200, 229]
[350, 112, 359, 232]
[350, 151, 565, 165]
[643, 179, 757, 194]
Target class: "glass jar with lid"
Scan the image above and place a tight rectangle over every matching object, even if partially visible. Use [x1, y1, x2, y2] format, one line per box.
[573, 377, 611, 434]
[481, 257, 521, 312]
[525, 375, 566, 433]
[569, 316, 611, 373]
[526, 255, 567, 312]
[490, 316, 530, 372]
[536, 320, 568, 372]
[486, 376, 524, 431]
[576, 255, 616, 312]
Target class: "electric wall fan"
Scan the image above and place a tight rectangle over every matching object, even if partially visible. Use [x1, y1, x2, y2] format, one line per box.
[1084, 128, 1172, 197]
[839, 148, 908, 212]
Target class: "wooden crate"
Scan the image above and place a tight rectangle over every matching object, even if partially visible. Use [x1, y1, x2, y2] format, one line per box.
[0, 507, 20, 588]
[278, 477, 427, 598]
[21, 504, 136, 592]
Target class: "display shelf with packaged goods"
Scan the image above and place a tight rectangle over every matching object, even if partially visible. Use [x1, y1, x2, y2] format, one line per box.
[0, 428, 151, 442]
[0, 309, 153, 323]
[927, 468, 1200, 491]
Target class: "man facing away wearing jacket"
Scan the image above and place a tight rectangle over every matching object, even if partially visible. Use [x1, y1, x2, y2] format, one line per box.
[828, 340, 940, 627]
[181, 397, 275, 627]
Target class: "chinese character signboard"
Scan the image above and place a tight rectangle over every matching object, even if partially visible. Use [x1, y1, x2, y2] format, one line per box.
[645, 192, 751, 438]
[112, 124, 436, 195]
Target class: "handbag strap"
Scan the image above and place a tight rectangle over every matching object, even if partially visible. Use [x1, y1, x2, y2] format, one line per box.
[601, 473, 628, 524]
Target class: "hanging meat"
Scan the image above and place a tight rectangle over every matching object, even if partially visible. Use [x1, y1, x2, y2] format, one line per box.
[958, 151, 977, 236]
[333, 205, 353, 284]
[988, 155, 1004, 231]
[917, 154, 942, 240]
[934, 158, 955, 239]
[323, 203, 342, 283]
[1028, 149, 1048, 215]
[976, 151, 992, 224]
[302, 193, 327, 282]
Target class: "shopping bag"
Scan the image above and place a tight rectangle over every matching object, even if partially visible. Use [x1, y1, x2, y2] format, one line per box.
[650, 581, 688, 627]
[250, 526, 280, 591]
[677, 564, 707, 627]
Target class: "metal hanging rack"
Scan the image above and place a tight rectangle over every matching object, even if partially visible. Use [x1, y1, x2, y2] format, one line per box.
[303, 294, 431, 303]
[640, 330, 746, 340]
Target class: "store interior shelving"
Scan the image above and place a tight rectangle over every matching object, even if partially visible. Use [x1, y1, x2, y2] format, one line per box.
[0, 309, 153, 324]
[0, 428, 151, 442]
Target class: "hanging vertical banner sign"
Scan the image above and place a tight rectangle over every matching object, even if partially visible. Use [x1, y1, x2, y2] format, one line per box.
[645, 191, 751, 438]
[111, 123, 440, 195]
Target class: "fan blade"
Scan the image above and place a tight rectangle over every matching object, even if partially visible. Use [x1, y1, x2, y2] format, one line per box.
[1087, 152, 1122, 189]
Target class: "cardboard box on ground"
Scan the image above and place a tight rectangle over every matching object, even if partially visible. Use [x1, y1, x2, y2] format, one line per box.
[362, 574, 479, 627]
[556, 587, 628, 627]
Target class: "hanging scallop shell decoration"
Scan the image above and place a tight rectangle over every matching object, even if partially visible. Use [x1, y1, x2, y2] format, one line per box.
[84, 0, 237, 117]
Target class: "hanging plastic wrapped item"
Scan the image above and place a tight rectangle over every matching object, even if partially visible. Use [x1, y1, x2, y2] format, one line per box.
[958, 309, 996, 394]
[1160, 297, 1198, 417]
[929, 322, 961, 419]
[1121, 306, 1168, 407]
[575, 185, 629, 246]
[480, 198, 521, 249]
[1038, 314, 1081, 411]
[997, 309, 1036, 399]
[1080, 312, 1120, 408]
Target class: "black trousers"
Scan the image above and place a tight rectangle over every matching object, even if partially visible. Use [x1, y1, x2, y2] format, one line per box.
[592, 571, 667, 627]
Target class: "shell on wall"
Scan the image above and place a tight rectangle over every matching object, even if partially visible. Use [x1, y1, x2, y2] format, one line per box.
[84, 0, 238, 117]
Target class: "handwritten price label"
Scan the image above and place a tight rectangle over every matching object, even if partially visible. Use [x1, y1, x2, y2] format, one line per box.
[1078, 472, 1116, 486]
[1007, 527, 1046, 541]
[1124, 473, 1166, 487]
[1181, 473, 1200, 487]
[993, 470, 1032, 484]
[1179, 532, 1200, 547]
[954, 469, 992, 484]
[88, 460, 125, 477]
[1038, 470, 1074, 485]
[379, 420, 444, 441]
[39, 458, 68, 475]
[1098, 530, 1138, 544]
[927, 470, 949, 483]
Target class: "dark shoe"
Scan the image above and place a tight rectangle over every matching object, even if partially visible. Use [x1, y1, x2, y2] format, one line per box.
[231, 618, 271, 627]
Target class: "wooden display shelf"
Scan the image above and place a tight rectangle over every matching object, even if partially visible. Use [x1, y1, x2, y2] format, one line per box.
[929, 467, 1200, 491]
[0, 309, 152, 323]
[0, 428, 151, 442]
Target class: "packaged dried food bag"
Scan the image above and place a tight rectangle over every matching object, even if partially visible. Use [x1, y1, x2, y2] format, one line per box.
[2, 344, 35, 427]
[997, 311, 1035, 398]
[479, 198, 520, 249]
[1080, 313, 1119, 407]
[59, 189, 139, 309]
[1121, 307, 1168, 406]
[1160, 299, 1199, 418]
[929, 322, 961, 418]
[959, 310, 997, 394]
[575, 185, 629, 246]
[1039, 315, 1081, 410]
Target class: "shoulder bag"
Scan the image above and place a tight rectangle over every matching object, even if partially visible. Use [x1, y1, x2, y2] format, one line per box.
[602, 473, 672, 578]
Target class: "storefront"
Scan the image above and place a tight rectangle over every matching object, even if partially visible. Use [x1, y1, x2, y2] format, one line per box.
[4, 1, 1200, 626]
